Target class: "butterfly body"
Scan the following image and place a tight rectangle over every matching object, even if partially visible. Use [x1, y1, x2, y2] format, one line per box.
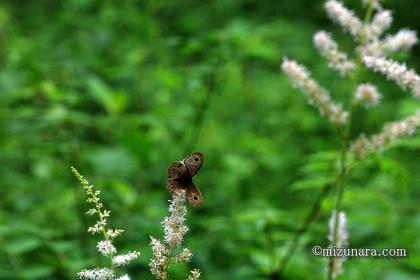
[167, 152, 203, 206]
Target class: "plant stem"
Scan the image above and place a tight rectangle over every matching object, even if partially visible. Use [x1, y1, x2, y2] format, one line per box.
[185, 66, 219, 153]
[327, 2, 375, 279]
[277, 182, 333, 277]
[276, 163, 356, 278]
[95, 202, 116, 272]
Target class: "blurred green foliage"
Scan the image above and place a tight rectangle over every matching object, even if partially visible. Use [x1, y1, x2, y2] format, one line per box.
[0, 0, 419, 279]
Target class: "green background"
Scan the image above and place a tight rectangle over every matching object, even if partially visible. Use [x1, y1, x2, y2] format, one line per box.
[0, 0, 419, 279]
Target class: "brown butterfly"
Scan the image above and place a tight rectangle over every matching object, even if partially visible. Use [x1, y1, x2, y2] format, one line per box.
[167, 152, 204, 206]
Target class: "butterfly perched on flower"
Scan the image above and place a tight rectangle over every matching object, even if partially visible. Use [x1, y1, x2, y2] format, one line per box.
[167, 152, 204, 206]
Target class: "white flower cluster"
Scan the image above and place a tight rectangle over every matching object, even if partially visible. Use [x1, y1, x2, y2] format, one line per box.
[325, 0, 417, 57]
[383, 29, 418, 52]
[366, 10, 392, 40]
[314, 31, 356, 76]
[173, 247, 193, 263]
[113, 251, 141, 267]
[163, 193, 189, 247]
[363, 56, 420, 98]
[149, 191, 199, 280]
[187, 269, 202, 280]
[362, 30, 417, 57]
[328, 211, 348, 280]
[351, 110, 420, 159]
[281, 58, 348, 125]
[72, 167, 140, 280]
[106, 229, 124, 239]
[285, 0, 419, 124]
[328, 211, 348, 247]
[78, 268, 132, 280]
[354, 83, 381, 107]
[97, 240, 117, 256]
[149, 237, 169, 280]
[282, 1, 419, 279]
[357, 1, 419, 100]
[349, 134, 370, 159]
[78, 268, 114, 280]
[362, 0, 382, 10]
[325, 0, 363, 38]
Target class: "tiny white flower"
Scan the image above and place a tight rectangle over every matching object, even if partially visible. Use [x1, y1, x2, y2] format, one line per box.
[383, 29, 418, 52]
[363, 56, 420, 98]
[350, 110, 420, 158]
[328, 211, 348, 279]
[187, 269, 201, 280]
[354, 83, 381, 107]
[86, 208, 97, 215]
[96, 240, 117, 256]
[149, 191, 196, 279]
[173, 248, 193, 263]
[163, 192, 189, 247]
[328, 211, 348, 247]
[78, 267, 114, 280]
[150, 237, 167, 257]
[350, 134, 370, 159]
[367, 10, 392, 39]
[106, 229, 124, 239]
[281, 58, 348, 125]
[115, 275, 131, 280]
[88, 220, 107, 234]
[313, 31, 356, 76]
[325, 0, 363, 38]
[113, 251, 140, 267]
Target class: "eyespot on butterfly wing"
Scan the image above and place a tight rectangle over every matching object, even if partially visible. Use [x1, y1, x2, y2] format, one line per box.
[186, 182, 202, 206]
[183, 152, 204, 177]
[166, 152, 204, 206]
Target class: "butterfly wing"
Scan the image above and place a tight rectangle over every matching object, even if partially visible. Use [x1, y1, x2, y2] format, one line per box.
[167, 161, 189, 195]
[186, 182, 202, 206]
[167, 160, 188, 180]
[167, 153, 204, 206]
[183, 152, 204, 177]
[167, 178, 182, 196]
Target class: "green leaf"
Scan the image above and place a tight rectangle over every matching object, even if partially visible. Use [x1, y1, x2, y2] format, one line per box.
[291, 178, 329, 191]
[20, 265, 54, 279]
[5, 238, 42, 255]
[86, 76, 128, 115]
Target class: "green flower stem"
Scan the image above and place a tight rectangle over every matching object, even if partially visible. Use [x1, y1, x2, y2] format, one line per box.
[277, 162, 357, 278]
[72, 167, 116, 273]
[327, 2, 375, 279]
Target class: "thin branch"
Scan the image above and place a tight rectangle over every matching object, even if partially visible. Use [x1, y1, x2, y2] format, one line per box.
[185, 66, 220, 153]
[275, 162, 356, 278]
